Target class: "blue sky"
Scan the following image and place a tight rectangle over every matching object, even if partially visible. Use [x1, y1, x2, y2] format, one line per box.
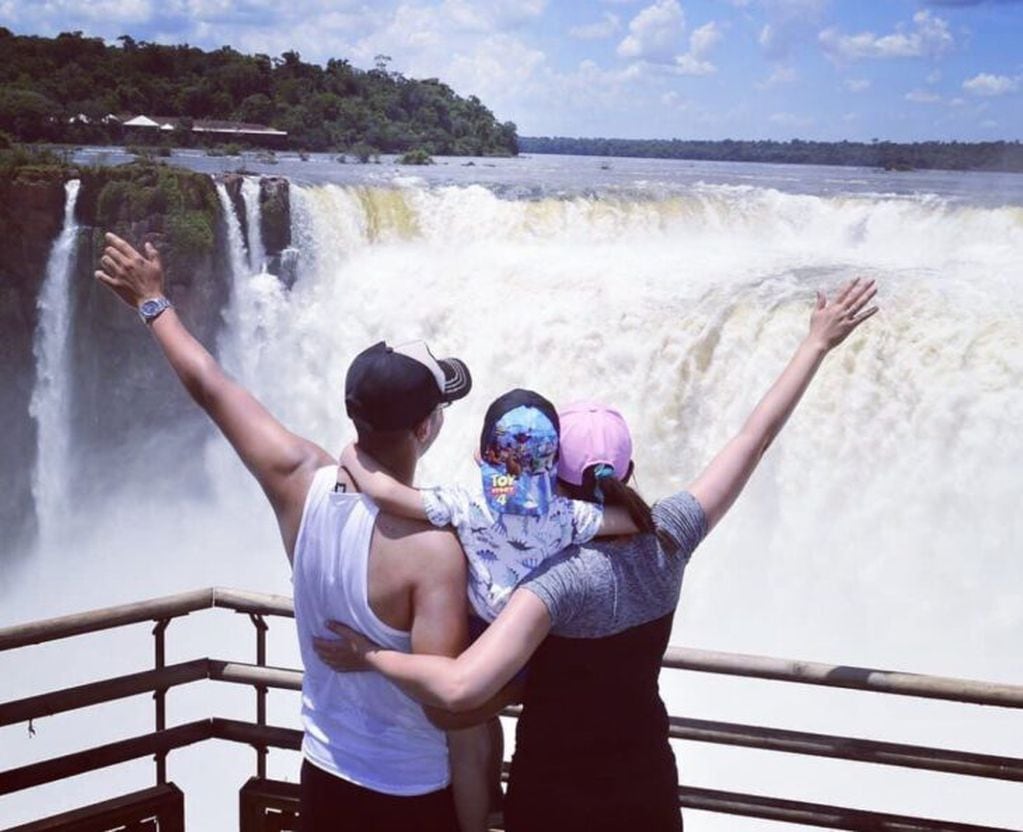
[2, 0, 1021, 141]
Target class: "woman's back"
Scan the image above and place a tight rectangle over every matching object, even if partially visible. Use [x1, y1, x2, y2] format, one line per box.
[503, 495, 706, 832]
[506, 611, 680, 831]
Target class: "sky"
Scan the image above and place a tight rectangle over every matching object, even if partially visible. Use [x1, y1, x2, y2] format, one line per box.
[2, 0, 1022, 142]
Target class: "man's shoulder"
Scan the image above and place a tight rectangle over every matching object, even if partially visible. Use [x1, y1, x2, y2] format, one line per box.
[374, 510, 464, 563]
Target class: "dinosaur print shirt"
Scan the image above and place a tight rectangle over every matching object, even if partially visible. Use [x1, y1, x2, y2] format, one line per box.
[422, 485, 603, 621]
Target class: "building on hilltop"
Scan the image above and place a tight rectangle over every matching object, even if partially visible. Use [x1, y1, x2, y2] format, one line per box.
[119, 114, 288, 148]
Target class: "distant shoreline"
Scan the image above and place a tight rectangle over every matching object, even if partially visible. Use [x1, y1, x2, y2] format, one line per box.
[518, 136, 1023, 174]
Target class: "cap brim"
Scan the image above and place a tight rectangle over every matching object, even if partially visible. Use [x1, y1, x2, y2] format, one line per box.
[437, 357, 472, 402]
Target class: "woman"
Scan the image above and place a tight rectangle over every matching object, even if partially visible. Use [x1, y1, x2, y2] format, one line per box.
[315, 278, 878, 831]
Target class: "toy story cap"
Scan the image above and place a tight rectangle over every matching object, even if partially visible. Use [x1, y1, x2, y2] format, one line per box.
[479, 389, 560, 517]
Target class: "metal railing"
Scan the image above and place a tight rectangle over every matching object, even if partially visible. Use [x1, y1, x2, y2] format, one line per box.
[1, 587, 1020, 831]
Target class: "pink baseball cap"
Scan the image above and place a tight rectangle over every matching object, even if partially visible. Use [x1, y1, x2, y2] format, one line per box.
[556, 401, 633, 486]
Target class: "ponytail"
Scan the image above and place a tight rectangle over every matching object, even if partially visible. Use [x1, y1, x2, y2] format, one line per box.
[562, 462, 655, 536]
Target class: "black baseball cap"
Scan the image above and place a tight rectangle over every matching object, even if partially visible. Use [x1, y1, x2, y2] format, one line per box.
[345, 340, 472, 431]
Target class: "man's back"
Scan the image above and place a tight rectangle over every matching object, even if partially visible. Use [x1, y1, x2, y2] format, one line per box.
[293, 465, 467, 794]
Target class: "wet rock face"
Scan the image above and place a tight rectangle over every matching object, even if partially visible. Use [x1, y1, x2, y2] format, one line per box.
[260, 176, 291, 258]
[1, 162, 238, 550]
[220, 172, 248, 251]
[2, 161, 299, 553]
[70, 164, 230, 493]
[0, 170, 67, 552]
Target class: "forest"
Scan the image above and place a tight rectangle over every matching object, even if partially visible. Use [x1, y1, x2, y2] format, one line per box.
[518, 136, 1023, 173]
[0, 29, 518, 156]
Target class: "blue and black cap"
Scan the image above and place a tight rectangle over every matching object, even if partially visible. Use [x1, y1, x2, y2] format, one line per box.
[479, 389, 560, 517]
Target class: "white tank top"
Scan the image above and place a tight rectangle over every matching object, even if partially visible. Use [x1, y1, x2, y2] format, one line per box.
[292, 466, 450, 794]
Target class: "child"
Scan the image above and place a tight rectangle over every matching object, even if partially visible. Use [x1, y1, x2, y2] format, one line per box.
[340, 387, 638, 622]
[338, 388, 639, 832]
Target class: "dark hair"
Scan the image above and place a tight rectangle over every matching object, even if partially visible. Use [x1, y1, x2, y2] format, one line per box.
[559, 462, 655, 536]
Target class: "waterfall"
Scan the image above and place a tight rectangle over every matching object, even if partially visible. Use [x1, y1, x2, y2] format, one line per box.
[6, 174, 1021, 829]
[216, 181, 249, 285]
[241, 177, 266, 273]
[28, 179, 81, 542]
[206, 180, 1023, 822]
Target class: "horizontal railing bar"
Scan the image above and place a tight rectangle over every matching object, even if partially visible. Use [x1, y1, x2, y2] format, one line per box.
[6, 668, 1016, 783]
[3, 717, 1019, 831]
[0, 721, 213, 796]
[664, 647, 1023, 708]
[208, 660, 303, 691]
[210, 718, 302, 750]
[677, 785, 1022, 832]
[2, 588, 1019, 708]
[0, 587, 296, 653]
[0, 589, 214, 651]
[211, 587, 294, 618]
[0, 659, 210, 727]
[669, 717, 1023, 782]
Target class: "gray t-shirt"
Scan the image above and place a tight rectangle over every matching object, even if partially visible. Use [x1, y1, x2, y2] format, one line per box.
[519, 491, 707, 638]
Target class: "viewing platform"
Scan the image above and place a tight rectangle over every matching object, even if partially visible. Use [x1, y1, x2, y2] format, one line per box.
[1, 588, 1020, 831]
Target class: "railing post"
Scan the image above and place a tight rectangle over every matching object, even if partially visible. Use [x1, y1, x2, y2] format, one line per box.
[249, 613, 269, 780]
[152, 618, 171, 784]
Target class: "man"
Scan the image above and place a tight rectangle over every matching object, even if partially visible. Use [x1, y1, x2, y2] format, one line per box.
[95, 233, 481, 831]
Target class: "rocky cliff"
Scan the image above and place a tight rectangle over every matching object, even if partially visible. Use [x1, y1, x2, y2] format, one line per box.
[0, 166, 67, 553]
[0, 160, 294, 554]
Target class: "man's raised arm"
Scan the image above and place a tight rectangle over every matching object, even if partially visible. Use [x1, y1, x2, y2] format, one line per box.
[96, 233, 333, 559]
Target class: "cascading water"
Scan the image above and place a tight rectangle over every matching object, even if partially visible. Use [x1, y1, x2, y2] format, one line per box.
[216, 181, 249, 286]
[3, 166, 1020, 830]
[240, 177, 266, 273]
[27, 179, 81, 544]
[206, 180, 1023, 828]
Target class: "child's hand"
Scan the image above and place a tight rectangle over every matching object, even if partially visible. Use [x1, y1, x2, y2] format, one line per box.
[339, 442, 359, 470]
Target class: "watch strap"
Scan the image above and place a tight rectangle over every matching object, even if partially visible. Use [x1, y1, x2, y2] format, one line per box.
[138, 296, 172, 325]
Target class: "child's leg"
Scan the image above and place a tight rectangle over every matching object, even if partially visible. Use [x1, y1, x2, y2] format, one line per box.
[486, 716, 505, 824]
[448, 723, 492, 832]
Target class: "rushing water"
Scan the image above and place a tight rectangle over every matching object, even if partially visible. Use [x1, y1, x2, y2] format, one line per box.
[27, 179, 80, 545]
[240, 176, 266, 273]
[2, 156, 1021, 830]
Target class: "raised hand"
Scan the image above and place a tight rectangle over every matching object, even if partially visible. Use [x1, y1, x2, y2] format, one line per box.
[809, 277, 878, 350]
[313, 620, 380, 672]
[95, 232, 165, 309]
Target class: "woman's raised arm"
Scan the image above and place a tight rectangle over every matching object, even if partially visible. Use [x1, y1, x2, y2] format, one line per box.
[688, 278, 877, 532]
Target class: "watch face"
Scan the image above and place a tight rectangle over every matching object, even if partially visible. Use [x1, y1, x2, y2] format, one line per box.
[141, 299, 162, 316]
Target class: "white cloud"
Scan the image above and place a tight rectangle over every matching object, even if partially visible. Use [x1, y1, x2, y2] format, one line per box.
[905, 89, 941, 103]
[757, 64, 797, 89]
[756, 0, 826, 60]
[962, 73, 1020, 96]
[660, 90, 688, 108]
[617, 0, 685, 61]
[819, 11, 953, 62]
[0, 0, 155, 27]
[569, 12, 620, 40]
[674, 53, 715, 76]
[673, 20, 721, 75]
[440, 0, 547, 32]
[689, 20, 721, 55]
[844, 78, 870, 92]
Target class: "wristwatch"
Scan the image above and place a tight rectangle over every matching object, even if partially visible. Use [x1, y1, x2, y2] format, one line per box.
[138, 296, 172, 325]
